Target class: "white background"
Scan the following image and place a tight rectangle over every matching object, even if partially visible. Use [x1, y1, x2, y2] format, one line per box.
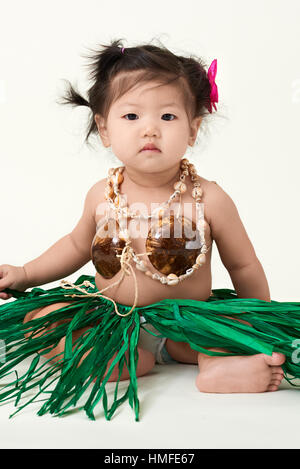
[0, 0, 299, 301]
[0, 0, 299, 449]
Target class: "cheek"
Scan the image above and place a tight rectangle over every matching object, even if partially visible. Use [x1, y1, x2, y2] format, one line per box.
[110, 125, 130, 143]
[168, 124, 190, 142]
[110, 127, 133, 155]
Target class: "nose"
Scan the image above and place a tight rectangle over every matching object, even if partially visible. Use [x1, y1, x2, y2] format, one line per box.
[142, 119, 160, 137]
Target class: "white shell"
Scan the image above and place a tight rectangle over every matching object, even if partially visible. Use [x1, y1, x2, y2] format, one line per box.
[108, 167, 116, 176]
[167, 278, 179, 286]
[112, 172, 123, 185]
[173, 181, 187, 193]
[192, 187, 203, 198]
[201, 245, 208, 254]
[119, 229, 129, 240]
[196, 253, 206, 265]
[152, 273, 161, 280]
[167, 273, 179, 285]
[185, 268, 194, 276]
[136, 261, 147, 272]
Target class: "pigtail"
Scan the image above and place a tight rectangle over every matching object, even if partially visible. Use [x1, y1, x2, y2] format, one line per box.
[57, 39, 127, 147]
[56, 79, 90, 108]
[82, 39, 126, 83]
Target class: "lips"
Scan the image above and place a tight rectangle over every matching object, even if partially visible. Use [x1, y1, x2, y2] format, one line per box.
[141, 143, 160, 151]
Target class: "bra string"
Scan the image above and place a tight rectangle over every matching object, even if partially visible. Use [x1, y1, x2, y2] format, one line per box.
[60, 242, 151, 317]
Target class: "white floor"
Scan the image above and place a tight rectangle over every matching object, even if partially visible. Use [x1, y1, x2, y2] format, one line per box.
[0, 358, 300, 449]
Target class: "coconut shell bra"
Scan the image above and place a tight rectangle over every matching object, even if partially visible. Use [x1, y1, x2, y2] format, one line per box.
[90, 158, 211, 287]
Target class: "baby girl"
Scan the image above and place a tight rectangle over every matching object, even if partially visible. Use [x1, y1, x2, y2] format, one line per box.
[1, 39, 295, 421]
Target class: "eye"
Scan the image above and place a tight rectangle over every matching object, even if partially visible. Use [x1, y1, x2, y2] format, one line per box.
[162, 113, 176, 121]
[123, 113, 176, 121]
[123, 113, 138, 120]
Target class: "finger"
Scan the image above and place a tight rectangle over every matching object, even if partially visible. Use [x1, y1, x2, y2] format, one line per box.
[0, 286, 12, 296]
[0, 293, 9, 300]
[2, 293, 12, 299]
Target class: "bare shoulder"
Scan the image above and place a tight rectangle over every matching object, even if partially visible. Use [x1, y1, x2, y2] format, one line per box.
[88, 178, 107, 200]
[198, 176, 244, 247]
[195, 176, 243, 245]
[85, 178, 107, 219]
[90, 178, 107, 196]
[195, 176, 234, 225]
[199, 177, 232, 201]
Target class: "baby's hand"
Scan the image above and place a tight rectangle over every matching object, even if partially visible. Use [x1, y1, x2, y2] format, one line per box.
[0, 264, 29, 300]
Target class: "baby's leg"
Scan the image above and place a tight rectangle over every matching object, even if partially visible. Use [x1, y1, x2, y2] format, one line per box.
[165, 339, 198, 364]
[23, 303, 155, 382]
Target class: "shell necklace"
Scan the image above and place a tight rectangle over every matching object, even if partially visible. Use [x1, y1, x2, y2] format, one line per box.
[91, 158, 208, 287]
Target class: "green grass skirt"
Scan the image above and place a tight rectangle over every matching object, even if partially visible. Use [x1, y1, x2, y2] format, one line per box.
[1, 274, 300, 421]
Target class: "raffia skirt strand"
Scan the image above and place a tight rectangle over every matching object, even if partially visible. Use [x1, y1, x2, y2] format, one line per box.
[1, 274, 300, 421]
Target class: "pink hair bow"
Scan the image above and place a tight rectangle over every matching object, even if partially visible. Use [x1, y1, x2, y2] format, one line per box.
[206, 59, 218, 113]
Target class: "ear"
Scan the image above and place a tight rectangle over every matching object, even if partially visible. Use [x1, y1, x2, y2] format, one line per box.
[188, 116, 202, 146]
[94, 113, 110, 148]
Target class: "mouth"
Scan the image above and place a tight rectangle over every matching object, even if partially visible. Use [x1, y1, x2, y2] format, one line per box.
[140, 144, 161, 152]
[141, 148, 161, 152]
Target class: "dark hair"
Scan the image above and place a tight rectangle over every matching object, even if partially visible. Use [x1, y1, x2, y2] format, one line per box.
[57, 38, 213, 148]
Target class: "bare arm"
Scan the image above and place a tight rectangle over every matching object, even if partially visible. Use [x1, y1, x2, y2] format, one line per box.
[23, 183, 99, 288]
[207, 182, 270, 302]
[228, 260, 270, 302]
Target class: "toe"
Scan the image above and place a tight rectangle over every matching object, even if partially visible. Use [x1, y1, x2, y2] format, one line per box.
[270, 378, 282, 386]
[267, 384, 279, 392]
[271, 366, 284, 376]
[271, 372, 284, 382]
[262, 352, 286, 366]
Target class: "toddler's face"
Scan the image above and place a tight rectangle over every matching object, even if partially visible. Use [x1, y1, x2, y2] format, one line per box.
[95, 74, 201, 174]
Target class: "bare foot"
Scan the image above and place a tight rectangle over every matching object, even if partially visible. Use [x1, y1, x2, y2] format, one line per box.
[196, 352, 285, 393]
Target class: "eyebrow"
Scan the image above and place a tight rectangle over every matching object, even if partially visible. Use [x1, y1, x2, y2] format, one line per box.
[118, 102, 181, 108]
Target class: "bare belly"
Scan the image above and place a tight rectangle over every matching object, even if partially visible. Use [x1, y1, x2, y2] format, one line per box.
[94, 252, 212, 307]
